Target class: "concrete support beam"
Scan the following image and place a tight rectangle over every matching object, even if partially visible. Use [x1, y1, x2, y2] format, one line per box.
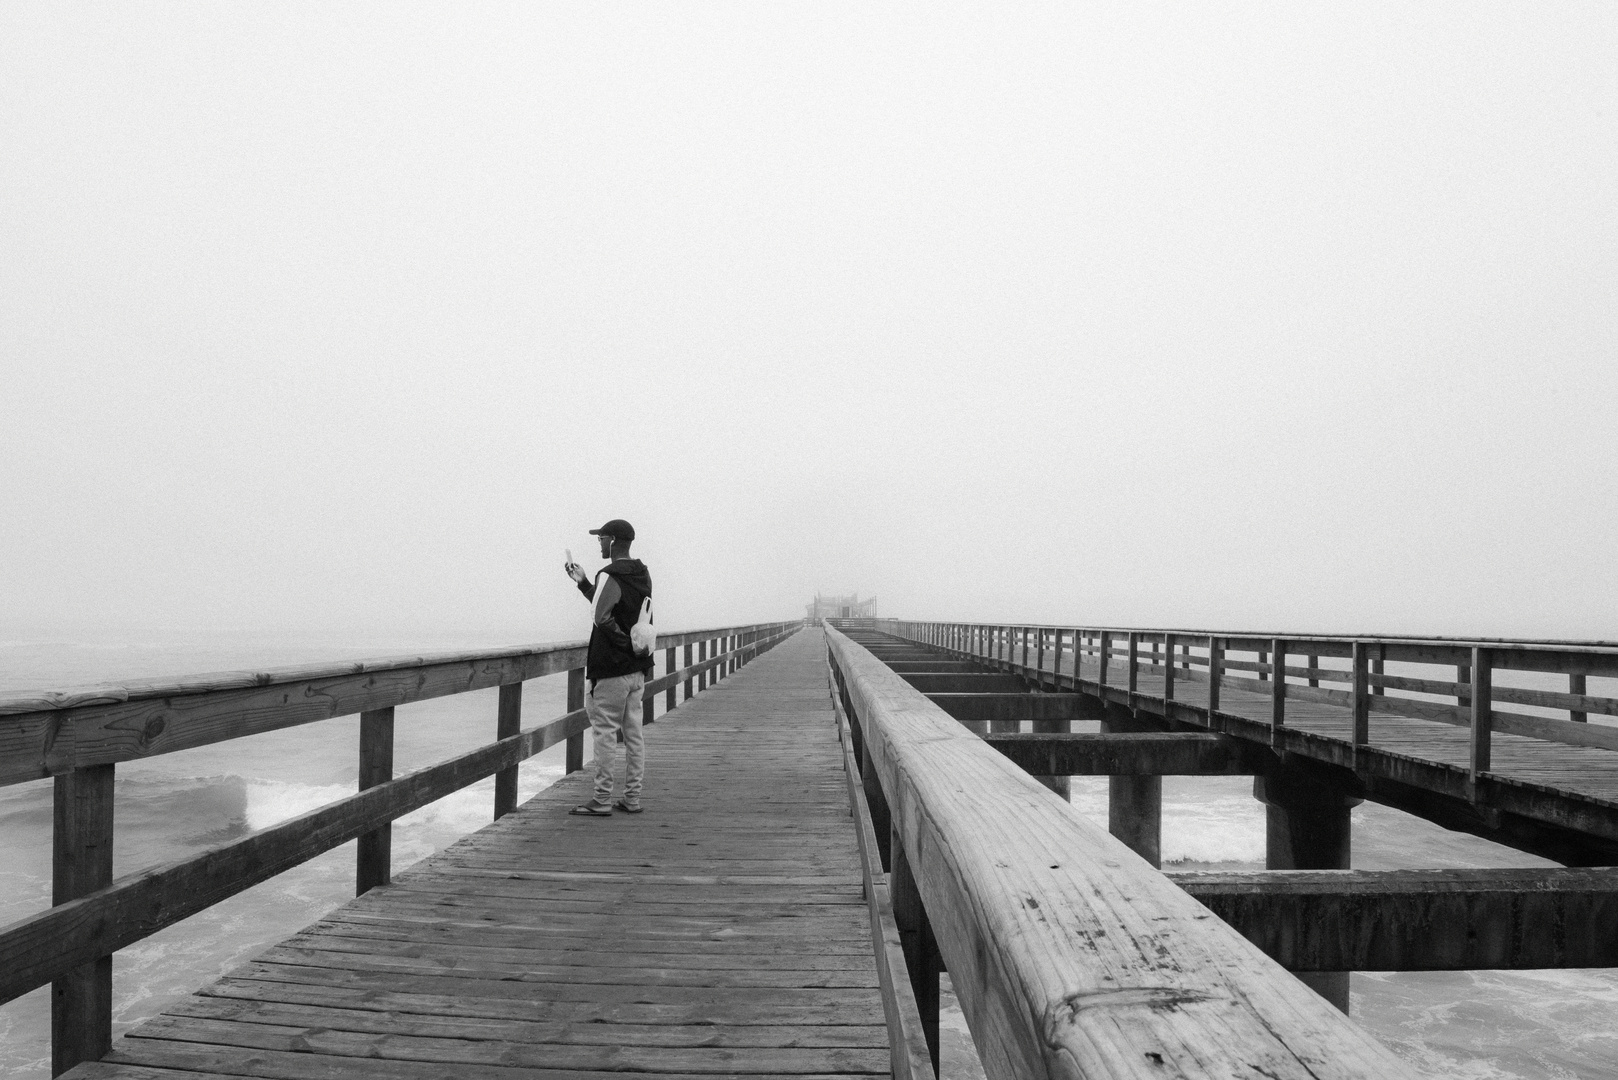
[984, 732, 1273, 776]
[1172, 867, 1618, 970]
[1254, 766, 1363, 1012]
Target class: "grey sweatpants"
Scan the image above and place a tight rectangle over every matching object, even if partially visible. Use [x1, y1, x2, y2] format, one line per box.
[585, 671, 645, 806]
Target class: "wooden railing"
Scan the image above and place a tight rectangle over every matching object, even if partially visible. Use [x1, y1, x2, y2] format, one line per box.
[898, 621, 1618, 788]
[0, 620, 799, 1076]
[823, 624, 1415, 1079]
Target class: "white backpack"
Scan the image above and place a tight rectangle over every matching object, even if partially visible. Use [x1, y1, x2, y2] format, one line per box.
[629, 597, 656, 656]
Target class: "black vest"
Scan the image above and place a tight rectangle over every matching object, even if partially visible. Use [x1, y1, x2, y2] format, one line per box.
[588, 561, 654, 681]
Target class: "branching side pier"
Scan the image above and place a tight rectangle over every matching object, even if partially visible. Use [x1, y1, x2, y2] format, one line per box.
[863, 617, 1618, 1022]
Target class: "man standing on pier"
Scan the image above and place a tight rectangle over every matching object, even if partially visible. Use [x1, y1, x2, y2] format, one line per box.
[564, 519, 654, 816]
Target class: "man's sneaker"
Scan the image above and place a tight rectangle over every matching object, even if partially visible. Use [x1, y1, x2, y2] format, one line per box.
[569, 802, 613, 817]
[613, 799, 644, 814]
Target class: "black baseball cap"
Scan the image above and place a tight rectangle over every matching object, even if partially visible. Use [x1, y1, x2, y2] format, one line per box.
[589, 519, 635, 542]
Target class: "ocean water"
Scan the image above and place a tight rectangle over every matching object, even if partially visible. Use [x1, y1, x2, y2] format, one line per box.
[3, 641, 1616, 1079]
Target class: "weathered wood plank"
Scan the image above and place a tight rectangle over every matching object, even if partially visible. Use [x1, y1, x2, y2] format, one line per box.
[165, 996, 889, 1046]
[201, 976, 886, 1026]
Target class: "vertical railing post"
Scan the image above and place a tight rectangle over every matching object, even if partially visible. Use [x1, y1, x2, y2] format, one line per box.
[566, 668, 586, 774]
[683, 643, 694, 701]
[700, 639, 710, 690]
[357, 707, 394, 894]
[1035, 628, 1046, 682]
[1207, 636, 1222, 715]
[1053, 627, 1065, 683]
[1270, 638, 1285, 747]
[494, 684, 522, 819]
[889, 828, 941, 1075]
[1351, 641, 1369, 747]
[1163, 632, 1176, 703]
[1372, 646, 1385, 698]
[665, 647, 676, 712]
[1571, 672, 1588, 723]
[1020, 626, 1030, 670]
[1097, 630, 1111, 692]
[52, 763, 115, 1076]
[1470, 646, 1492, 794]
[1127, 631, 1139, 706]
[1307, 652, 1319, 688]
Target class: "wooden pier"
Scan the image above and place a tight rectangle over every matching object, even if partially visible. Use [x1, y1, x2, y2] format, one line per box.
[68, 629, 892, 1079]
[11, 613, 1618, 1079]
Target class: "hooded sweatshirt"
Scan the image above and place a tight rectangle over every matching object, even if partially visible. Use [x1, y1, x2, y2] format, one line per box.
[576, 558, 654, 682]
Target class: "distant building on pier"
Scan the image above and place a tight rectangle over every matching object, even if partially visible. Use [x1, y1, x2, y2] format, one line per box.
[806, 592, 877, 623]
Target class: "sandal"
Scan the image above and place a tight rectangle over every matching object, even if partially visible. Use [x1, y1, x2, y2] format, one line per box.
[613, 800, 644, 814]
[569, 803, 613, 817]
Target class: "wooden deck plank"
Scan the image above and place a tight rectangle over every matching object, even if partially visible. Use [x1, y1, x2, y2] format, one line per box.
[164, 997, 890, 1047]
[67, 630, 891, 1079]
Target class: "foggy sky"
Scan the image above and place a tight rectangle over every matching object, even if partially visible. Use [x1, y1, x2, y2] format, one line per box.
[4, 3, 1616, 647]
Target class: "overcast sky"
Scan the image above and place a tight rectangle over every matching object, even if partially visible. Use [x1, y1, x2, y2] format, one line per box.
[3, 3, 1615, 647]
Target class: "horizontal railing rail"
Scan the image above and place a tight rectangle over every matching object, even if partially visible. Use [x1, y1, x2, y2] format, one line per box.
[823, 624, 1415, 1080]
[898, 620, 1618, 788]
[1, 619, 800, 1076]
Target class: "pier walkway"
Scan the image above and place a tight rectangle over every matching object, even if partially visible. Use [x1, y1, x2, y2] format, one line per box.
[70, 629, 891, 1080]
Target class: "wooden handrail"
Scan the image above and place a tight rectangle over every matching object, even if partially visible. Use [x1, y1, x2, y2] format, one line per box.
[0, 622, 797, 786]
[824, 624, 1415, 1079]
[2, 619, 800, 1076]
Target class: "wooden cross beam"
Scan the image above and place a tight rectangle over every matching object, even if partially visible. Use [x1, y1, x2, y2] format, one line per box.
[984, 732, 1273, 776]
[1174, 867, 1618, 970]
